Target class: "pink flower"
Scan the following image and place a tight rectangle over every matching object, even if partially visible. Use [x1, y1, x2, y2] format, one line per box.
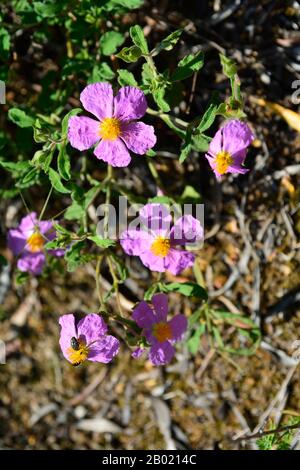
[59, 313, 120, 366]
[68, 83, 156, 167]
[120, 203, 203, 275]
[132, 293, 187, 366]
[205, 119, 254, 180]
[7, 212, 64, 275]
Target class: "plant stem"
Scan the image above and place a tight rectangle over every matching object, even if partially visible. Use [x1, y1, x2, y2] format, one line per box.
[107, 255, 124, 317]
[234, 423, 300, 442]
[95, 256, 106, 312]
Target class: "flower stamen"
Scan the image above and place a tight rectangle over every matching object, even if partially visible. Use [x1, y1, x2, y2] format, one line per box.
[150, 237, 170, 258]
[26, 232, 45, 253]
[99, 117, 122, 141]
[152, 322, 172, 343]
[67, 339, 89, 366]
[215, 150, 233, 175]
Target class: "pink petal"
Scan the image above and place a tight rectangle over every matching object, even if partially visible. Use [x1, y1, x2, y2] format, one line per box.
[139, 203, 172, 232]
[222, 120, 254, 156]
[149, 341, 175, 365]
[121, 122, 156, 155]
[152, 293, 169, 321]
[68, 116, 100, 151]
[77, 313, 108, 345]
[7, 228, 26, 255]
[168, 314, 187, 342]
[120, 229, 152, 256]
[94, 137, 131, 167]
[114, 86, 147, 121]
[170, 215, 203, 246]
[80, 82, 113, 120]
[87, 335, 120, 363]
[164, 248, 194, 275]
[139, 249, 167, 272]
[59, 314, 77, 362]
[17, 252, 45, 275]
[132, 301, 156, 328]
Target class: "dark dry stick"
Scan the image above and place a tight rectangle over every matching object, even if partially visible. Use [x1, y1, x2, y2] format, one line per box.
[234, 422, 300, 442]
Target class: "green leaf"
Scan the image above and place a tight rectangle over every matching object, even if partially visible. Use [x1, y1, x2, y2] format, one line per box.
[62, 108, 81, 137]
[162, 282, 208, 300]
[171, 51, 204, 82]
[192, 134, 211, 152]
[57, 143, 71, 180]
[179, 125, 193, 163]
[16, 167, 39, 188]
[179, 185, 202, 203]
[88, 236, 116, 248]
[33, 1, 60, 18]
[197, 102, 218, 133]
[187, 323, 206, 355]
[89, 63, 115, 83]
[48, 168, 70, 194]
[64, 241, 91, 272]
[117, 69, 138, 87]
[8, 108, 35, 128]
[99, 31, 125, 56]
[0, 27, 10, 57]
[64, 202, 84, 220]
[152, 88, 170, 112]
[130, 25, 148, 54]
[219, 53, 237, 78]
[110, 0, 143, 8]
[152, 29, 183, 55]
[0, 160, 31, 172]
[116, 45, 143, 63]
[31, 148, 54, 172]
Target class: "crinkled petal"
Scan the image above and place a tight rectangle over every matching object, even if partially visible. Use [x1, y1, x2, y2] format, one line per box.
[168, 314, 188, 342]
[59, 314, 77, 362]
[170, 215, 204, 246]
[164, 248, 194, 275]
[132, 347, 145, 359]
[19, 212, 38, 237]
[80, 82, 113, 120]
[207, 127, 223, 157]
[77, 313, 108, 345]
[87, 335, 120, 363]
[68, 116, 100, 151]
[94, 137, 131, 167]
[114, 86, 148, 121]
[132, 301, 156, 328]
[221, 120, 254, 155]
[17, 252, 45, 275]
[149, 341, 175, 366]
[139, 249, 167, 272]
[120, 229, 152, 256]
[47, 248, 65, 257]
[121, 122, 156, 155]
[152, 293, 169, 322]
[38, 220, 53, 235]
[139, 203, 172, 232]
[7, 228, 26, 255]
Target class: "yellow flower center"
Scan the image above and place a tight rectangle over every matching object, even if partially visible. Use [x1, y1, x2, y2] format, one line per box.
[26, 232, 45, 253]
[215, 150, 233, 175]
[152, 322, 173, 343]
[67, 339, 89, 366]
[150, 237, 171, 258]
[99, 117, 122, 141]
